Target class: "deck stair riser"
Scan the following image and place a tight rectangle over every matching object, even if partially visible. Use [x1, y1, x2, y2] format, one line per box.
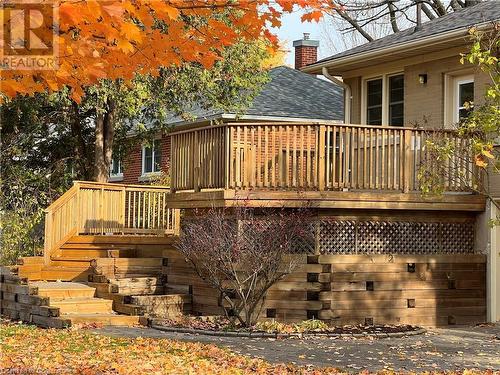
[57, 249, 137, 259]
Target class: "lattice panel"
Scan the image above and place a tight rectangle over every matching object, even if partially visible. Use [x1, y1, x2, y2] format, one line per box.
[319, 219, 475, 255]
[441, 222, 475, 253]
[357, 221, 441, 254]
[319, 220, 356, 255]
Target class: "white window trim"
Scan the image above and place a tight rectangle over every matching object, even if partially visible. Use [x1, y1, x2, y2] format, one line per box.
[444, 70, 475, 128]
[141, 139, 162, 177]
[361, 71, 404, 126]
[109, 154, 124, 181]
[453, 75, 474, 124]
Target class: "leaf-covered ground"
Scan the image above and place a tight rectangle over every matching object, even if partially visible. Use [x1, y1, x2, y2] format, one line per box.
[0, 323, 338, 374]
[0, 322, 496, 375]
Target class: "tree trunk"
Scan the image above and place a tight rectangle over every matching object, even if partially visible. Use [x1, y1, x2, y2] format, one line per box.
[71, 102, 92, 180]
[94, 99, 116, 182]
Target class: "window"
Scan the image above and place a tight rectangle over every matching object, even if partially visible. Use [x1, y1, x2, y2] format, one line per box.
[388, 74, 404, 126]
[454, 76, 474, 123]
[363, 73, 404, 126]
[366, 78, 383, 125]
[142, 139, 162, 174]
[109, 149, 123, 181]
[110, 154, 123, 177]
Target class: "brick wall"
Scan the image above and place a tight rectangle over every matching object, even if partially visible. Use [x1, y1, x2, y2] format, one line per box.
[295, 45, 318, 70]
[120, 134, 171, 184]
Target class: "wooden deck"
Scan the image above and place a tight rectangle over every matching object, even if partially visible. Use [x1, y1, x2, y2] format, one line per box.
[1, 177, 486, 327]
[169, 122, 484, 210]
[166, 189, 485, 211]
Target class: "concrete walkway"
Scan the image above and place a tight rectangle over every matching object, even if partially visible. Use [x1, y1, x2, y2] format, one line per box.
[93, 324, 500, 372]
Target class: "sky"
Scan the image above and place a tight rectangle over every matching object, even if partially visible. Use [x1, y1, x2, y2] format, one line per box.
[272, 10, 334, 67]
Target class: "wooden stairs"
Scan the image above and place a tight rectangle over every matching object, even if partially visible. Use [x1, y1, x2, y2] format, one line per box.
[1, 235, 191, 328]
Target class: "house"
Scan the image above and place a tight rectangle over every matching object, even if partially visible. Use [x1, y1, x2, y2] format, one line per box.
[2, 3, 499, 328]
[108, 63, 344, 184]
[301, 0, 500, 324]
[164, 1, 498, 325]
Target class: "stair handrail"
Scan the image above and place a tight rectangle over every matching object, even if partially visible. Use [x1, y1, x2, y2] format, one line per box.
[43, 182, 80, 265]
[43, 181, 180, 265]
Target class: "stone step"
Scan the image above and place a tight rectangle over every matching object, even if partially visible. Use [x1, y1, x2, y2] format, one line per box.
[50, 298, 113, 314]
[61, 313, 141, 326]
[33, 282, 96, 300]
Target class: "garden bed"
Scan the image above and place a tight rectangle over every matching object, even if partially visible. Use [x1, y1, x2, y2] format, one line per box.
[150, 316, 425, 339]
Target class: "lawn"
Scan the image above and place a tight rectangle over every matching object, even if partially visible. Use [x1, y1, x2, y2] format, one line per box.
[0, 322, 495, 375]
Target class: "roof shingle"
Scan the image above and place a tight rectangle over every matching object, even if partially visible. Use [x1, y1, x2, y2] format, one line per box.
[164, 66, 344, 126]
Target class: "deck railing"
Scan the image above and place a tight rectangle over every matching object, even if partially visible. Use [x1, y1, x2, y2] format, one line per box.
[170, 122, 476, 193]
[43, 181, 180, 264]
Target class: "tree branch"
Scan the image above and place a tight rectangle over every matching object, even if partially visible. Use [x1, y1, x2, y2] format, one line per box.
[386, 1, 400, 33]
[334, 8, 374, 42]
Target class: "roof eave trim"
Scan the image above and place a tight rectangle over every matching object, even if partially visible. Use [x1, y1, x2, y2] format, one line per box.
[221, 113, 343, 123]
[302, 21, 492, 74]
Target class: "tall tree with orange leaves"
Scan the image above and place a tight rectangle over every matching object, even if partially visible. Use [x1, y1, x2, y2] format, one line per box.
[1, 1, 334, 181]
[1, 1, 333, 100]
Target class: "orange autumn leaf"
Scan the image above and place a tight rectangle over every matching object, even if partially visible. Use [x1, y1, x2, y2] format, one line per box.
[120, 22, 143, 42]
[0, 0, 337, 101]
[474, 154, 488, 168]
[301, 10, 323, 23]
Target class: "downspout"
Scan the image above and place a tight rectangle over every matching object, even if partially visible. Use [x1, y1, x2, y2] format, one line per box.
[322, 67, 351, 124]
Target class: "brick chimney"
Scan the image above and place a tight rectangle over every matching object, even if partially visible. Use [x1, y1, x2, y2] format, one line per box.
[293, 33, 319, 70]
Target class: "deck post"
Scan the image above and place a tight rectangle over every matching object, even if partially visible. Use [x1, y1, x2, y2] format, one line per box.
[318, 125, 326, 191]
[170, 135, 176, 193]
[403, 129, 413, 193]
[120, 186, 126, 235]
[100, 187, 105, 235]
[194, 130, 200, 192]
[75, 183, 80, 235]
[225, 126, 231, 189]
[43, 210, 52, 265]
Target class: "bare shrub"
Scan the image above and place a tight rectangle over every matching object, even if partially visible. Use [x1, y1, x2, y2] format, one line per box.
[176, 207, 314, 327]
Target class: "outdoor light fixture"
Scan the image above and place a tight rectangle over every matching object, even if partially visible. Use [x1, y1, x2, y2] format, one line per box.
[419, 74, 428, 84]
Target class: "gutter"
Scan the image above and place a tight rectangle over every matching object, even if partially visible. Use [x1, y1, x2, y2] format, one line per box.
[303, 21, 493, 74]
[220, 113, 342, 124]
[322, 67, 351, 124]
